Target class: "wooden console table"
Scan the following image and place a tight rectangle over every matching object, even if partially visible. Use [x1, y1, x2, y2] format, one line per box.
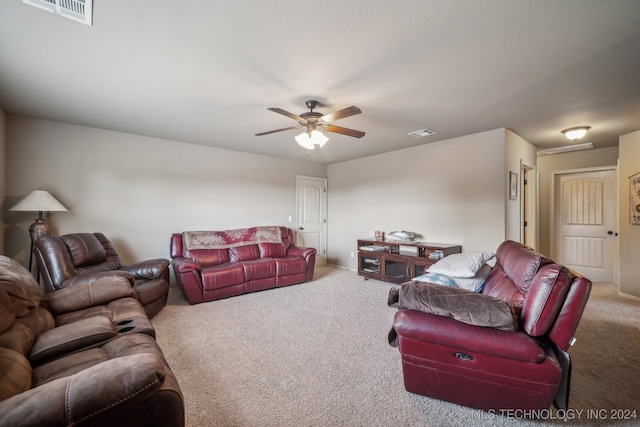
[357, 238, 461, 284]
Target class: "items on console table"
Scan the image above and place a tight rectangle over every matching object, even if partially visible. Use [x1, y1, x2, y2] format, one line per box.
[357, 238, 461, 284]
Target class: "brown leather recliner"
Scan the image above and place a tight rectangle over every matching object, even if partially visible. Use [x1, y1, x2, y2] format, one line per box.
[34, 232, 170, 318]
[0, 255, 184, 426]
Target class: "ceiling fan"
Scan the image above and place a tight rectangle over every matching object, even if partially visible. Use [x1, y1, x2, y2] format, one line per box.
[255, 100, 366, 140]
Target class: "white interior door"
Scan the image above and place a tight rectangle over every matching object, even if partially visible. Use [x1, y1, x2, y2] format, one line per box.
[296, 176, 327, 266]
[553, 168, 617, 282]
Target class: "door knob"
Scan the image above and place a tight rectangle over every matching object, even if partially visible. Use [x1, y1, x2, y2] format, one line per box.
[607, 231, 618, 236]
[299, 227, 304, 230]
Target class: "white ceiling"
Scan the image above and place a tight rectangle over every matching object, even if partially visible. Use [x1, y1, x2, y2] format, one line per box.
[1, 0, 639, 164]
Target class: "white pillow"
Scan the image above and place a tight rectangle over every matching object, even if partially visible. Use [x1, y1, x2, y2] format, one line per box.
[427, 251, 495, 278]
[452, 263, 493, 292]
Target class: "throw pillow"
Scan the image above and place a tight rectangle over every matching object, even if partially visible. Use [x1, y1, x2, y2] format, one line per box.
[414, 263, 493, 292]
[427, 251, 495, 278]
[412, 272, 457, 287]
[452, 263, 493, 292]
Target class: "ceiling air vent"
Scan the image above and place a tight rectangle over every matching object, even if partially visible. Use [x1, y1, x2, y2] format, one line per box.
[541, 142, 594, 155]
[23, 0, 93, 26]
[408, 128, 437, 138]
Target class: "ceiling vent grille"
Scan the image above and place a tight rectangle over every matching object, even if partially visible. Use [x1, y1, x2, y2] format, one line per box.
[23, 0, 92, 26]
[541, 142, 594, 155]
[408, 128, 437, 138]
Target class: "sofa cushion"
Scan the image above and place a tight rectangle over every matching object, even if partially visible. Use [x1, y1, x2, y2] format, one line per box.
[185, 248, 229, 267]
[259, 243, 286, 258]
[241, 259, 277, 281]
[229, 245, 260, 263]
[201, 263, 245, 290]
[40, 276, 136, 315]
[494, 240, 544, 293]
[275, 257, 306, 276]
[481, 265, 526, 314]
[61, 233, 107, 267]
[0, 347, 32, 401]
[0, 256, 41, 317]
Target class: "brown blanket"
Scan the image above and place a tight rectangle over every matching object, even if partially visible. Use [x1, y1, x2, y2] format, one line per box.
[388, 281, 517, 346]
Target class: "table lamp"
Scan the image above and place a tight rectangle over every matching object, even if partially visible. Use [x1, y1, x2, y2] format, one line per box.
[10, 190, 68, 274]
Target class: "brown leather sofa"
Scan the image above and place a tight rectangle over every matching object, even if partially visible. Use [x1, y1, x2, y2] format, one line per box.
[390, 240, 591, 412]
[170, 226, 316, 304]
[33, 232, 170, 318]
[0, 255, 184, 426]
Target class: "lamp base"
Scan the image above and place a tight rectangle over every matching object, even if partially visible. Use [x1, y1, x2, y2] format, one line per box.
[29, 219, 51, 242]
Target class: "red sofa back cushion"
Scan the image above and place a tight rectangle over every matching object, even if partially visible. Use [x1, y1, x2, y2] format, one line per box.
[185, 249, 230, 267]
[229, 245, 260, 263]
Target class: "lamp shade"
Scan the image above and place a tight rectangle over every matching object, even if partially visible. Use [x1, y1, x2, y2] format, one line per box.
[9, 190, 68, 213]
[295, 130, 329, 149]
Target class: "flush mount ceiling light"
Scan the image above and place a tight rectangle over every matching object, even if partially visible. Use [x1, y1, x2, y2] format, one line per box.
[561, 126, 591, 141]
[541, 142, 594, 155]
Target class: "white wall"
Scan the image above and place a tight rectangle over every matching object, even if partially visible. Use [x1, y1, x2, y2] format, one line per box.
[327, 128, 508, 270]
[4, 115, 326, 270]
[536, 146, 619, 257]
[0, 108, 5, 254]
[618, 131, 640, 297]
[505, 129, 538, 242]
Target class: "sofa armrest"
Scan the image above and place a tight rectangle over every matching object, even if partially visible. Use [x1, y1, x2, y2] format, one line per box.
[29, 316, 116, 365]
[0, 353, 180, 427]
[171, 257, 201, 273]
[287, 245, 316, 258]
[393, 309, 546, 363]
[40, 276, 138, 315]
[121, 258, 170, 280]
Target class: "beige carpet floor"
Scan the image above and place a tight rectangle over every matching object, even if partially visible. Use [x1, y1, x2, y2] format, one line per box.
[152, 266, 640, 426]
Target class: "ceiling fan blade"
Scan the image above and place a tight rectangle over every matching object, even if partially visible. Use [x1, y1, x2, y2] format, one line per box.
[268, 107, 305, 122]
[320, 106, 362, 123]
[255, 125, 302, 136]
[324, 124, 366, 138]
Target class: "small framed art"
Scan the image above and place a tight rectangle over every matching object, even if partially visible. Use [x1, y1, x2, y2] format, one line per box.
[509, 171, 518, 200]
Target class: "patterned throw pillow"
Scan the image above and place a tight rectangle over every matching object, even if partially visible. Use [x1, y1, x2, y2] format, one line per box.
[413, 272, 457, 287]
[414, 263, 493, 293]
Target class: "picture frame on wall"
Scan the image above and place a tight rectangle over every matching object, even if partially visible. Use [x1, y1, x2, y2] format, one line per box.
[630, 171, 640, 224]
[509, 171, 518, 200]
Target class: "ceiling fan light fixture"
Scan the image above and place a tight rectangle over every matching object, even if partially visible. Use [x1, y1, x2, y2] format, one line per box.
[561, 126, 590, 140]
[295, 130, 329, 149]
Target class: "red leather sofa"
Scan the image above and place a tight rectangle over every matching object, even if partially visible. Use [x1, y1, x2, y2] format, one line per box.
[390, 240, 591, 412]
[170, 226, 316, 304]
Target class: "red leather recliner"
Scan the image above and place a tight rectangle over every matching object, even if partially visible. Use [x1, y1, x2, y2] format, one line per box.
[391, 240, 591, 411]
